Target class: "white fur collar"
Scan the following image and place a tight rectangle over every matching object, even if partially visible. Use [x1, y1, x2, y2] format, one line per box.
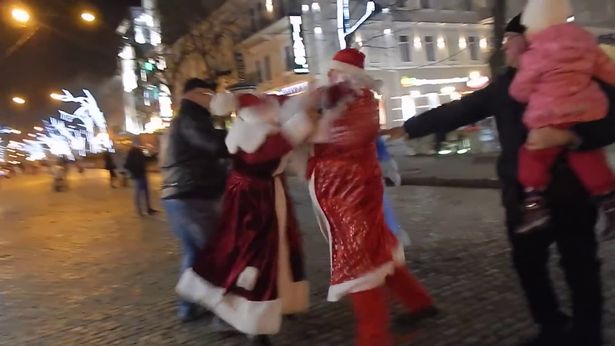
[225, 118, 279, 154]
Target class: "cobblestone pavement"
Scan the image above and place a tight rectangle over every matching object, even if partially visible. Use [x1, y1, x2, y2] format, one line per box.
[0, 170, 613, 346]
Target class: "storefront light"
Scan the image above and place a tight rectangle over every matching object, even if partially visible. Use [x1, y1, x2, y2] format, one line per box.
[437, 37, 446, 49]
[383, 28, 392, 35]
[302, 4, 310, 12]
[414, 36, 422, 49]
[479, 38, 488, 49]
[459, 37, 467, 49]
[311, 2, 320, 11]
[440, 86, 456, 94]
[314, 26, 323, 34]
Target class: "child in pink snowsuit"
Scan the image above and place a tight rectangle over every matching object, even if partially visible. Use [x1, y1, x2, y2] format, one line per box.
[510, 0, 615, 238]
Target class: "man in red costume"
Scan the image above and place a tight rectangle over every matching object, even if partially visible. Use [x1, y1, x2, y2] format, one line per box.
[175, 91, 314, 345]
[307, 48, 436, 345]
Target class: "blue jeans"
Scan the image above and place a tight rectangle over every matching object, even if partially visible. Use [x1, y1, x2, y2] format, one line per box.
[162, 198, 220, 316]
[133, 177, 152, 214]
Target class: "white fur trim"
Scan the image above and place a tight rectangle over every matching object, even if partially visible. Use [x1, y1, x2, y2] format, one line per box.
[176, 269, 283, 335]
[330, 60, 371, 79]
[281, 111, 313, 146]
[310, 93, 355, 143]
[237, 267, 259, 291]
[225, 118, 278, 154]
[210, 92, 237, 116]
[522, 0, 573, 34]
[327, 261, 397, 302]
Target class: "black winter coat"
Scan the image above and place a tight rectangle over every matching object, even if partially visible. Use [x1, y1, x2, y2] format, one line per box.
[160, 99, 229, 200]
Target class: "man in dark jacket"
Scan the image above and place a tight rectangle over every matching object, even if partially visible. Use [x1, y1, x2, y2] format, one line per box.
[383, 15, 615, 346]
[102, 151, 117, 188]
[124, 139, 157, 216]
[159, 78, 229, 322]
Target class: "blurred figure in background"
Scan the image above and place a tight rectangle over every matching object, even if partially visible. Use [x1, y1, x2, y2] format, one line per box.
[102, 151, 117, 188]
[124, 138, 158, 216]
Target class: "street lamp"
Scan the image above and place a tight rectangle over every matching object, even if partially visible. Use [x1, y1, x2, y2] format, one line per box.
[50, 92, 63, 100]
[10, 7, 31, 25]
[80, 11, 96, 23]
[11, 96, 26, 105]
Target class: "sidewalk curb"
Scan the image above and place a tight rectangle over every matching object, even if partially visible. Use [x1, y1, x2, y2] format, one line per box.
[401, 176, 501, 189]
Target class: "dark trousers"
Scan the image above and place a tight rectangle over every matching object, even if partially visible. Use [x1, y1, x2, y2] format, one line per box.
[503, 164, 603, 345]
[133, 176, 152, 214]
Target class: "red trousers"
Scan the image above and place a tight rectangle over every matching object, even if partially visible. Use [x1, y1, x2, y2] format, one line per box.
[519, 145, 615, 196]
[349, 266, 434, 346]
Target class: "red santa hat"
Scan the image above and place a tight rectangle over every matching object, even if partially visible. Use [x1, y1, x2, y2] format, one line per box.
[329, 48, 371, 79]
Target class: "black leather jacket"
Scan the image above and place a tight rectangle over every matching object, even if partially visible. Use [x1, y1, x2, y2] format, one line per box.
[160, 100, 229, 200]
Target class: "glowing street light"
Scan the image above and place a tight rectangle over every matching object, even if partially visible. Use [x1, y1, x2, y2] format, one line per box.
[12, 96, 26, 105]
[33, 126, 44, 132]
[11, 7, 31, 24]
[80, 11, 96, 23]
[50, 92, 63, 100]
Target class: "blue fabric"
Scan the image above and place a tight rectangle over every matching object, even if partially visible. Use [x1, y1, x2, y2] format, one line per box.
[162, 198, 220, 316]
[133, 177, 152, 213]
[383, 190, 402, 236]
[376, 136, 391, 162]
[376, 137, 401, 236]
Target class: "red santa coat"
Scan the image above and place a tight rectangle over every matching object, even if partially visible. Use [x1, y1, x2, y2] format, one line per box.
[308, 89, 403, 302]
[176, 101, 312, 335]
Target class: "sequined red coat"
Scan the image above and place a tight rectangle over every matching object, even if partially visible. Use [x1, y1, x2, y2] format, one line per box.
[308, 89, 403, 302]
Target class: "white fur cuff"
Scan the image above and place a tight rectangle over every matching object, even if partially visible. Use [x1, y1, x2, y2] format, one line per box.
[281, 112, 313, 146]
[237, 267, 259, 291]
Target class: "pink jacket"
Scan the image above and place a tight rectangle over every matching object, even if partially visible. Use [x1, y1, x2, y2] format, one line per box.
[510, 23, 615, 129]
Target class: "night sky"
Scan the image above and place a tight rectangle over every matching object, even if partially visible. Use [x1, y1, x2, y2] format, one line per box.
[0, 0, 141, 130]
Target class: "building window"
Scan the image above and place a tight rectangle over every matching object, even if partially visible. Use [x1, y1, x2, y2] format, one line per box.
[398, 35, 411, 62]
[424, 36, 436, 61]
[264, 56, 272, 81]
[420, 0, 432, 9]
[284, 46, 293, 71]
[468, 36, 480, 60]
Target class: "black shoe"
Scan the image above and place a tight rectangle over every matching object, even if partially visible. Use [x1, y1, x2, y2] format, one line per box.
[597, 192, 615, 242]
[516, 190, 550, 235]
[518, 315, 571, 346]
[392, 306, 440, 331]
[147, 209, 159, 216]
[248, 335, 273, 346]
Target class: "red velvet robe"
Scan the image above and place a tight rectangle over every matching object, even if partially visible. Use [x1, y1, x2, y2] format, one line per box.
[176, 133, 309, 335]
[307, 89, 403, 302]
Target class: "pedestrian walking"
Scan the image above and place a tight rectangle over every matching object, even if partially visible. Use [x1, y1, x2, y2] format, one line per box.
[382, 14, 615, 346]
[102, 151, 117, 188]
[176, 91, 315, 345]
[509, 0, 615, 238]
[307, 48, 436, 346]
[124, 138, 158, 216]
[159, 78, 229, 323]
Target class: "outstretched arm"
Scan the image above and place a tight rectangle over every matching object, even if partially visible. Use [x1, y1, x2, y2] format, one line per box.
[398, 81, 497, 139]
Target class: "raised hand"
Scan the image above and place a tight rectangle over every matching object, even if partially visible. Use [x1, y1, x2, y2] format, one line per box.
[379, 127, 408, 140]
